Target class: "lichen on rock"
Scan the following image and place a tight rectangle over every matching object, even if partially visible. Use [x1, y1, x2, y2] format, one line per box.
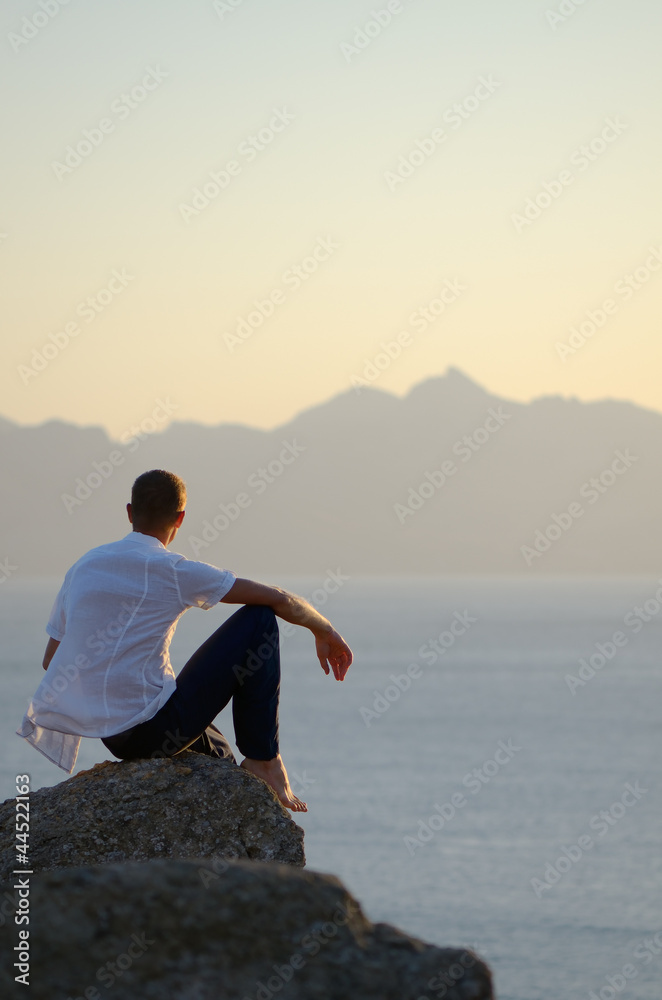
[0, 752, 305, 873]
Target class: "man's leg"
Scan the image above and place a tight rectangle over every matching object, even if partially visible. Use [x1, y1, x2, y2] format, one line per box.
[186, 722, 236, 762]
[102, 605, 306, 810]
[173, 603, 280, 760]
[173, 604, 306, 810]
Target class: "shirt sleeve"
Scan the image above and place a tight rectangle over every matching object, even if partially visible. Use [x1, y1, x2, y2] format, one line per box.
[46, 575, 70, 640]
[174, 557, 236, 610]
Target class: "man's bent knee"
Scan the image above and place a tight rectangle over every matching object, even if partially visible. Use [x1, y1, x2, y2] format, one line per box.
[239, 603, 278, 633]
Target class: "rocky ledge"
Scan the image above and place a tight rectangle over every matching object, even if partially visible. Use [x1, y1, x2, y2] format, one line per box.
[0, 753, 305, 872]
[0, 753, 495, 998]
[0, 858, 494, 999]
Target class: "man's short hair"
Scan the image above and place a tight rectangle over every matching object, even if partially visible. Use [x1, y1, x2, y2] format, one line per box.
[131, 470, 186, 527]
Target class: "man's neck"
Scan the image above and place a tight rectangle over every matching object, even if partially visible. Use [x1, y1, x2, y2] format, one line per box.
[132, 527, 170, 547]
[127, 506, 184, 546]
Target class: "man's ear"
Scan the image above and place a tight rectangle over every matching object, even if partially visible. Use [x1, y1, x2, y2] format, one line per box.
[127, 502, 133, 523]
[175, 510, 185, 527]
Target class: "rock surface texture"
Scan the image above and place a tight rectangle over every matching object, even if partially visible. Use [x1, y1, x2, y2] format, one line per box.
[0, 753, 305, 872]
[0, 858, 494, 999]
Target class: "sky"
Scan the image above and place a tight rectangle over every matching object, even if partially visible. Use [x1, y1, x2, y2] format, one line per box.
[2, 0, 662, 438]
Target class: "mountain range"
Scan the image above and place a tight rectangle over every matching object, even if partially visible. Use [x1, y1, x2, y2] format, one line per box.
[2, 369, 661, 577]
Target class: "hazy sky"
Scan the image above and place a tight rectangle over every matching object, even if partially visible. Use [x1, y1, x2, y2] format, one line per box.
[2, 0, 661, 437]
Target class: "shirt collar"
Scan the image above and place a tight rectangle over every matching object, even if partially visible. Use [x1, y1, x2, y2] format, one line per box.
[123, 531, 166, 550]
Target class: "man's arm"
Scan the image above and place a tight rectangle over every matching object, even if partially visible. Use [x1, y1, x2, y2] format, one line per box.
[43, 637, 60, 670]
[221, 578, 352, 681]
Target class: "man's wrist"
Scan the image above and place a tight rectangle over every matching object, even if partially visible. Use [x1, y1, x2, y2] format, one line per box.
[312, 620, 334, 639]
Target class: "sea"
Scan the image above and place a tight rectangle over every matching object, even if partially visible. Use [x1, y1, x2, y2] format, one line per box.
[1, 576, 661, 1000]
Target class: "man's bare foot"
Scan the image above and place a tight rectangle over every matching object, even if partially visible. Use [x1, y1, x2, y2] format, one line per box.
[240, 754, 308, 812]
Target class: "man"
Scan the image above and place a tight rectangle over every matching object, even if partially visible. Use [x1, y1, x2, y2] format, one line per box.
[17, 469, 353, 812]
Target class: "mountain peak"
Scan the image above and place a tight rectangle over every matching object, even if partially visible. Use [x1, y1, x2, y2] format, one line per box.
[404, 367, 491, 405]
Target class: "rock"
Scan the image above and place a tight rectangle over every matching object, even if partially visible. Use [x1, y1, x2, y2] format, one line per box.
[0, 858, 494, 999]
[0, 753, 304, 872]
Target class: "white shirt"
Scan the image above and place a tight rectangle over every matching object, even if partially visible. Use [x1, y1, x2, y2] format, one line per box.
[16, 531, 236, 773]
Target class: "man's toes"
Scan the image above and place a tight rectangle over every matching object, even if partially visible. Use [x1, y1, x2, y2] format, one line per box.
[281, 790, 306, 812]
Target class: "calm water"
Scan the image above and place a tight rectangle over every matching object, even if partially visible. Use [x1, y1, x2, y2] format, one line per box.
[2, 576, 661, 1000]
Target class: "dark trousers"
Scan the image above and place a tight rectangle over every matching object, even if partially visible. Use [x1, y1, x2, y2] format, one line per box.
[101, 605, 280, 764]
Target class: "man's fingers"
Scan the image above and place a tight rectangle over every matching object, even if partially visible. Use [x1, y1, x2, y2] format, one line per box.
[330, 654, 350, 681]
[316, 635, 352, 679]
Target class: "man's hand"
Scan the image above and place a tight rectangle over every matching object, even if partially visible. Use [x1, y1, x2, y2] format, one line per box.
[315, 629, 352, 681]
